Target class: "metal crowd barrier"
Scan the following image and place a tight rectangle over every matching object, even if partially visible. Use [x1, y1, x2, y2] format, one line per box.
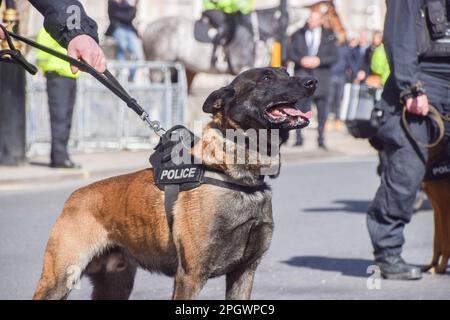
[25, 60, 188, 156]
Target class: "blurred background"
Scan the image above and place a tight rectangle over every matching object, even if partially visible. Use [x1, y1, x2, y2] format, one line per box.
[3, 0, 387, 157]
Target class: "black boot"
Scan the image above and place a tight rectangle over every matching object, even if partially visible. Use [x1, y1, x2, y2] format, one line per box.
[376, 255, 422, 280]
[50, 159, 81, 169]
[294, 130, 303, 146]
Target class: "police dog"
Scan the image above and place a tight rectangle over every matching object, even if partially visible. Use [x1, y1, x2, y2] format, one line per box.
[422, 145, 450, 274]
[33, 67, 316, 300]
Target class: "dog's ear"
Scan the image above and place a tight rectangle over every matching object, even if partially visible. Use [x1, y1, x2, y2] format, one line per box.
[202, 86, 236, 114]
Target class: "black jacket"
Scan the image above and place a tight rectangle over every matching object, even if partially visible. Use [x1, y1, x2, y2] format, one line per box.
[383, 0, 450, 102]
[105, 0, 138, 37]
[28, 0, 99, 48]
[288, 26, 338, 98]
[383, 0, 423, 101]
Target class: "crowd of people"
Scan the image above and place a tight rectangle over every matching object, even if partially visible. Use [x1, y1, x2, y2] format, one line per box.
[287, 13, 386, 149]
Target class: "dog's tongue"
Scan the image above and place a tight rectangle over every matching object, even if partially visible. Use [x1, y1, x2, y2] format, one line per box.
[281, 107, 312, 119]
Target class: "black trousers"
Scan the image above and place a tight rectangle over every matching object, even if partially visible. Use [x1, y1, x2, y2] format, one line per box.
[327, 74, 346, 118]
[367, 72, 450, 260]
[45, 73, 77, 164]
[296, 96, 329, 145]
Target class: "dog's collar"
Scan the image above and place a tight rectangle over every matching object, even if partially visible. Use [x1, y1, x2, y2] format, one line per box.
[202, 168, 267, 191]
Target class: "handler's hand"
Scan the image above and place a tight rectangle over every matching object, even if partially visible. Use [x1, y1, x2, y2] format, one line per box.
[300, 56, 320, 69]
[67, 35, 106, 74]
[405, 95, 429, 116]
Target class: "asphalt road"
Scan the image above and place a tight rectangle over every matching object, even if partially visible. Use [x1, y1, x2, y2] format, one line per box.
[1, 155, 449, 300]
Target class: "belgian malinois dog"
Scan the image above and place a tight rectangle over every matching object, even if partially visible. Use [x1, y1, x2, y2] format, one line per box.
[422, 144, 450, 274]
[33, 67, 317, 300]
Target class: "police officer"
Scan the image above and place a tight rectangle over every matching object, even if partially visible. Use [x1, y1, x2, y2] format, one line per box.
[367, 0, 450, 280]
[202, 0, 254, 45]
[36, 28, 81, 168]
[0, 0, 106, 73]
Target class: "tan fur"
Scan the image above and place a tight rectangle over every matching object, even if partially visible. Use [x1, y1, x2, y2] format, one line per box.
[33, 114, 266, 300]
[33, 67, 309, 300]
[422, 145, 450, 274]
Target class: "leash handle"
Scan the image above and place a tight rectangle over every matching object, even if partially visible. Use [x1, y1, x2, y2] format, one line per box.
[3, 27, 166, 136]
[401, 104, 445, 149]
[0, 24, 38, 75]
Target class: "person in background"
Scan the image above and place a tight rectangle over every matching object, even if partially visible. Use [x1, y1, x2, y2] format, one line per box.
[370, 42, 390, 87]
[0, 0, 106, 74]
[202, 0, 254, 47]
[36, 29, 81, 169]
[288, 11, 338, 149]
[327, 34, 352, 129]
[105, 0, 143, 81]
[347, 33, 360, 81]
[203, 0, 254, 14]
[354, 30, 383, 84]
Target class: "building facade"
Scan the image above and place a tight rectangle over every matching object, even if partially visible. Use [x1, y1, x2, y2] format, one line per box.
[13, 0, 386, 43]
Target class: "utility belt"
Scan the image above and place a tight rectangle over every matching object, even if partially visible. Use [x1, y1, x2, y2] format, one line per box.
[417, 0, 450, 58]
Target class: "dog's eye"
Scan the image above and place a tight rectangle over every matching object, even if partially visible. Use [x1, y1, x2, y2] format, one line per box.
[261, 75, 273, 81]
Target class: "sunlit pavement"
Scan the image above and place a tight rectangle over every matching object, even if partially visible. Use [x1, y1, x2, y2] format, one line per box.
[1, 155, 448, 300]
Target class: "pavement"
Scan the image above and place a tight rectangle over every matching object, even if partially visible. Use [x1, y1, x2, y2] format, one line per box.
[1, 153, 449, 300]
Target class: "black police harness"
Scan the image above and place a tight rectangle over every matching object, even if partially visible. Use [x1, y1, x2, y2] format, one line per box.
[0, 25, 268, 229]
[149, 125, 268, 229]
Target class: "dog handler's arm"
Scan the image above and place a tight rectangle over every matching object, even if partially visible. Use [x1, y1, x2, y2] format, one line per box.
[384, 0, 426, 115]
[28, 0, 106, 73]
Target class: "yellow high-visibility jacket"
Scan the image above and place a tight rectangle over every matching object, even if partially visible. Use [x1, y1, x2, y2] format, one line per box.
[371, 44, 390, 86]
[36, 29, 80, 79]
[203, 0, 254, 14]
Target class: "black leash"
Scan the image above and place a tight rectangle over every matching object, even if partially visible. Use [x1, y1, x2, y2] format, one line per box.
[0, 25, 166, 136]
[401, 104, 446, 149]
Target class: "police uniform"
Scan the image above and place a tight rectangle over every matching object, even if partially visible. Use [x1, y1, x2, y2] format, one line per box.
[367, 0, 450, 279]
[202, 0, 254, 47]
[28, 0, 99, 48]
[36, 29, 81, 167]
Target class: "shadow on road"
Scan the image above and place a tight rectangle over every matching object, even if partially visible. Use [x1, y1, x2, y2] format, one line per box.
[282, 256, 373, 278]
[302, 199, 432, 214]
[303, 200, 372, 214]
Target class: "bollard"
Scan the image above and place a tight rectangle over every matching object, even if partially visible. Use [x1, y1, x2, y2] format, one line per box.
[0, 0, 26, 166]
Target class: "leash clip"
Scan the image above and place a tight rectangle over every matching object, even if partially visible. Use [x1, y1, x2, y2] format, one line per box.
[141, 112, 166, 137]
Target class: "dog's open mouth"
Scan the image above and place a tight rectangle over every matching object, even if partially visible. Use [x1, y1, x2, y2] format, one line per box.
[264, 103, 312, 128]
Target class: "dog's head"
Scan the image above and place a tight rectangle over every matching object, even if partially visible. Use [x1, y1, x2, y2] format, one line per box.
[202, 67, 316, 132]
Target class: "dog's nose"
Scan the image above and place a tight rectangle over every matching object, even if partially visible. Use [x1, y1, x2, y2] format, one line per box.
[302, 77, 318, 90]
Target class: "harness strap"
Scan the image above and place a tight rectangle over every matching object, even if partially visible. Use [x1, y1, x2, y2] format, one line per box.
[164, 184, 180, 229]
[163, 169, 266, 231]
